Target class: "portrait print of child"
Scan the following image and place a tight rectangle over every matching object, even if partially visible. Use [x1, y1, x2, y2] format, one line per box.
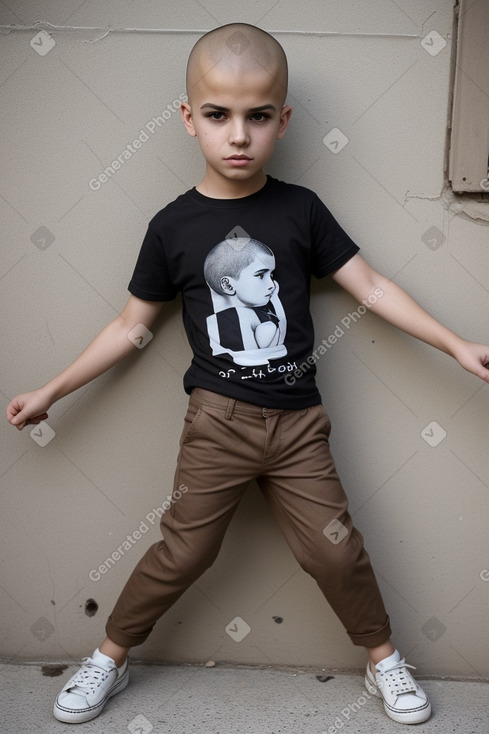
[204, 237, 287, 366]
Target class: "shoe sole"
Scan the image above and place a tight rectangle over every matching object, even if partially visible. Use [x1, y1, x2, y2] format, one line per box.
[53, 668, 129, 723]
[365, 673, 432, 724]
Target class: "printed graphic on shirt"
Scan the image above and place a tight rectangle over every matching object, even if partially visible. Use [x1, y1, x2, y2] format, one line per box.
[204, 237, 287, 366]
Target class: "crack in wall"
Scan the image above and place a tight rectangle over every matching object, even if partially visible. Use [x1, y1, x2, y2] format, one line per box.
[405, 184, 489, 225]
[0, 20, 425, 40]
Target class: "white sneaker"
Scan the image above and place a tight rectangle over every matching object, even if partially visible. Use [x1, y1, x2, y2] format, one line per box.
[365, 649, 431, 724]
[53, 648, 129, 723]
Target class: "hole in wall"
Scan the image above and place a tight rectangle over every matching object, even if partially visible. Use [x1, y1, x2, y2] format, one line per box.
[84, 598, 99, 617]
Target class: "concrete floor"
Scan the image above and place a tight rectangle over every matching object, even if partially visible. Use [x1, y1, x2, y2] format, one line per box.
[1, 661, 487, 734]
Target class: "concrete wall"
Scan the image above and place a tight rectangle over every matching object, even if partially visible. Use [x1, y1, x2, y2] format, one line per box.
[1, 1, 488, 678]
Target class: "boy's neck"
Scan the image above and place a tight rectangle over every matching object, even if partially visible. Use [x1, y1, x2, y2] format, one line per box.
[195, 170, 268, 199]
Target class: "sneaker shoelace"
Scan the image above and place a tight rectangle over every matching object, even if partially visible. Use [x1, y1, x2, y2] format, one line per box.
[378, 659, 418, 697]
[68, 658, 113, 695]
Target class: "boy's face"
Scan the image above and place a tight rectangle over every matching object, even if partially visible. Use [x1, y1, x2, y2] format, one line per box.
[181, 65, 292, 197]
[222, 253, 276, 307]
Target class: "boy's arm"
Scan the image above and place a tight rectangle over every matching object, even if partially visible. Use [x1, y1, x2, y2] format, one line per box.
[6, 295, 165, 430]
[331, 254, 489, 383]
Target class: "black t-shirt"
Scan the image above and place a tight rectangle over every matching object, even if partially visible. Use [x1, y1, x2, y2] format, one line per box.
[128, 176, 359, 408]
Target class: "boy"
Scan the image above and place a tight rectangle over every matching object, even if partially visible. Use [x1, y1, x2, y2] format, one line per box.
[6, 22, 489, 727]
[204, 237, 287, 364]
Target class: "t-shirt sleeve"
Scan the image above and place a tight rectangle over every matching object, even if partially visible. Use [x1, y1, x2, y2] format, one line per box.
[310, 193, 360, 278]
[128, 225, 179, 301]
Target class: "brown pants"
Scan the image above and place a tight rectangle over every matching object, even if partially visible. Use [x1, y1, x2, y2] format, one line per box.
[106, 388, 391, 649]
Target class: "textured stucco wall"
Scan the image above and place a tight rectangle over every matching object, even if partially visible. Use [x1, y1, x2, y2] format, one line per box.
[1, 0, 488, 678]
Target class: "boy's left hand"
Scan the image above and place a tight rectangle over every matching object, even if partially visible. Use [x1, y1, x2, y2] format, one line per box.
[452, 340, 489, 383]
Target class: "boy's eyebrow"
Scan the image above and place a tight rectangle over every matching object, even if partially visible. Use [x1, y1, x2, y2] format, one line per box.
[200, 103, 277, 112]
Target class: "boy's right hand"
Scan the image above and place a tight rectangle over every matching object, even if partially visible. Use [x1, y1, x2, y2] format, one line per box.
[6, 298, 165, 432]
[6, 389, 51, 430]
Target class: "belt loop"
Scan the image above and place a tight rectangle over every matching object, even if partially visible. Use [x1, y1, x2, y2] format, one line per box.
[225, 398, 236, 420]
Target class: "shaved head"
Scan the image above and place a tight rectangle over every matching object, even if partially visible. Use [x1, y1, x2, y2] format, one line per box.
[186, 23, 288, 105]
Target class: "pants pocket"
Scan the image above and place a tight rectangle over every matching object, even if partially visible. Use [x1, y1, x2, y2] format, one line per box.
[315, 404, 332, 438]
[180, 405, 205, 445]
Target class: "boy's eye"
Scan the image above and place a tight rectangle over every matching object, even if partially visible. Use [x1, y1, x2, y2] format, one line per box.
[204, 111, 270, 122]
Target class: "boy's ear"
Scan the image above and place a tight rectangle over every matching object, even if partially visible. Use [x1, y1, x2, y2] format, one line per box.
[276, 104, 292, 140]
[220, 277, 236, 295]
[181, 101, 197, 137]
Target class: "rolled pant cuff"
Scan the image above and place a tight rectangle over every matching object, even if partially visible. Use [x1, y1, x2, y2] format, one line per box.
[105, 616, 151, 648]
[348, 616, 392, 648]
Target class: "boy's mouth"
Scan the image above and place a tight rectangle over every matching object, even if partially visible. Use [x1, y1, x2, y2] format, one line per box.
[225, 155, 253, 167]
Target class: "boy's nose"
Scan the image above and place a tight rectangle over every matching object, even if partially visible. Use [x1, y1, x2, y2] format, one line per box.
[229, 121, 250, 146]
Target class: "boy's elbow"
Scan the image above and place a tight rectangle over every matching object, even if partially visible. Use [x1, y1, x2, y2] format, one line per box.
[115, 311, 157, 352]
